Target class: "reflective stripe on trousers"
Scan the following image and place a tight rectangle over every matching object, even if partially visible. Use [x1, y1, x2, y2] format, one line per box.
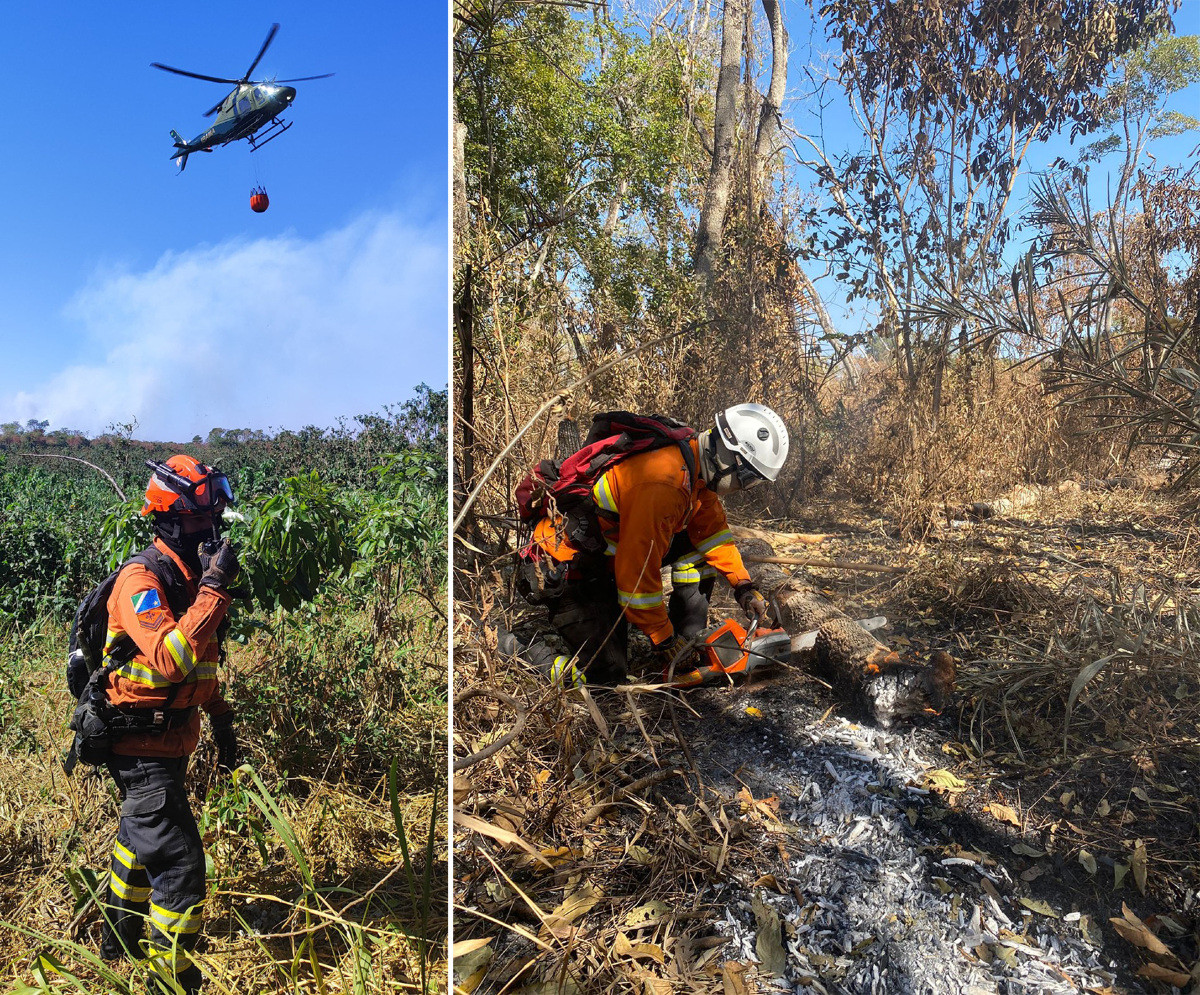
[101, 755, 206, 995]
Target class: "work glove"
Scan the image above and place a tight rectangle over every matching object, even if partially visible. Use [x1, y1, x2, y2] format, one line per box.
[199, 539, 240, 590]
[733, 583, 771, 626]
[210, 711, 239, 774]
[654, 633, 700, 677]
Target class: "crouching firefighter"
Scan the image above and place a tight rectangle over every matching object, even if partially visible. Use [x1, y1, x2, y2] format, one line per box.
[66, 455, 241, 995]
[511, 404, 789, 686]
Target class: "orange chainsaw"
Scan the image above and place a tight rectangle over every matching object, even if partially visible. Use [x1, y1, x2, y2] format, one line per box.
[665, 617, 792, 688]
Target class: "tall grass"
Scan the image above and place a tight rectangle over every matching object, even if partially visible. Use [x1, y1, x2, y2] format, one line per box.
[3, 764, 444, 995]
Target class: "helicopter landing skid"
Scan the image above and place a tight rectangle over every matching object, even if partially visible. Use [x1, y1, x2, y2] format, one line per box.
[248, 119, 292, 152]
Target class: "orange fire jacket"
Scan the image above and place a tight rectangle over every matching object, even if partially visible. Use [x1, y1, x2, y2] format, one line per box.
[104, 538, 232, 757]
[533, 438, 751, 644]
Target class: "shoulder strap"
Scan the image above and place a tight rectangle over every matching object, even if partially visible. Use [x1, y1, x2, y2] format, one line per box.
[130, 545, 191, 620]
[679, 435, 699, 493]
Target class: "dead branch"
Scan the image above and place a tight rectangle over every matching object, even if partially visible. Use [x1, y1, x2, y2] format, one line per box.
[452, 322, 708, 533]
[453, 688, 529, 772]
[14, 453, 127, 502]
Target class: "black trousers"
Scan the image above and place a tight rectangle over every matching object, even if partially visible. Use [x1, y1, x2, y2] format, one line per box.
[101, 755, 206, 994]
[528, 536, 716, 684]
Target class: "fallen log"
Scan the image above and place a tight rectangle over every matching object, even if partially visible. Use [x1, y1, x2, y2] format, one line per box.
[737, 537, 951, 727]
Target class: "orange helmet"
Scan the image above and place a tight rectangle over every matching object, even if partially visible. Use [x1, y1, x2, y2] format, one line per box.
[141, 455, 236, 517]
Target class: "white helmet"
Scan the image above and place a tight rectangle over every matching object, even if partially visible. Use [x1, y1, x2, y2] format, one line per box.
[704, 403, 789, 492]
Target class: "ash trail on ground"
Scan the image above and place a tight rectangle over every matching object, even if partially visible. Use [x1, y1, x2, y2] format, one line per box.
[677, 673, 1135, 995]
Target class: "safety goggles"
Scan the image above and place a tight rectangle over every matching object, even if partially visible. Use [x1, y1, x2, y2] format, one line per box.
[145, 460, 236, 512]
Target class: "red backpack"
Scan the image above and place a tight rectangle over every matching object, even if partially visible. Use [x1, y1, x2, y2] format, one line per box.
[515, 411, 697, 553]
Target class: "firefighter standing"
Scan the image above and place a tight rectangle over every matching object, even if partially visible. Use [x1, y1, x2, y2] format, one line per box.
[98, 455, 241, 995]
[515, 403, 789, 685]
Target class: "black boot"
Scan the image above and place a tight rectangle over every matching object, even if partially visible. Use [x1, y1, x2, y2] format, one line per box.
[146, 961, 202, 995]
[99, 908, 143, 961]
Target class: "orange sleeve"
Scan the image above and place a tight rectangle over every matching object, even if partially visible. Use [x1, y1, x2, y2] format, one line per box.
[111, 564, 230, 685]
[614, 482, 689, 644]
[686, 488, 751, 589]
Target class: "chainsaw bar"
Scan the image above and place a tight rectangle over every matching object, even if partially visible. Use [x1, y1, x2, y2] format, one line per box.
[666, 615, 888, 689]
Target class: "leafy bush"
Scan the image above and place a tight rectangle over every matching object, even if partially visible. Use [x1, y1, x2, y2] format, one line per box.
[231, 592, 443, 783]
[243, 470, 357, 612]
[0, 516, 102, 626]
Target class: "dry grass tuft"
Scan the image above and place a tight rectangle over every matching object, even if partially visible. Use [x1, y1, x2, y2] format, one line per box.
[894, 549, 1051, 626]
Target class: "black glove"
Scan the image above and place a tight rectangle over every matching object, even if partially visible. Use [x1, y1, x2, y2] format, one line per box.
[733, 583, 771, 625]
[210, 711, 239, 774]
[199, 539, 240, 590]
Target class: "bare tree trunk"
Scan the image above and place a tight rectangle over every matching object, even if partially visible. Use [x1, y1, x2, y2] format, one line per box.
[753, 0, 787, 186]
[602, 177, 629, 234]
[796, 266, 837, 344]
[453, 108, 469, 257]
[454, 265, 476, 508]
[693, 0, 746, 285]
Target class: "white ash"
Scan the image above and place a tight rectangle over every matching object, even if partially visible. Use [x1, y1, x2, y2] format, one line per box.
[685, 702, 1128, 995]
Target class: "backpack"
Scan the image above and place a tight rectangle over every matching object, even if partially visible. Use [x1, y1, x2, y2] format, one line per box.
[515, 411, 698, 554]
[63, 545, 193, 774]
[66, 545, 189, 699]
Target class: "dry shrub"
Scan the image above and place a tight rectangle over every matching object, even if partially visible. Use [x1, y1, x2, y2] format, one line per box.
[793, 357, 1136, 537]
[964, 573, 1200, 756]
[958, 565, 1200, 904]
[894, 548, 1050, 627]
[961, 573, 1200, 907]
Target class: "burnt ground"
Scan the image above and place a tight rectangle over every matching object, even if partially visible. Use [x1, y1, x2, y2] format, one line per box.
[455, 480, 1198, 994]
[668, 667, 1193, 993]
[672, 481, 1198, 992]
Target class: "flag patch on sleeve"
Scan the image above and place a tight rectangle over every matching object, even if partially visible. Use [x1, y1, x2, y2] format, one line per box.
[132, 589, 162, 614]
[131, 589, 167, 631]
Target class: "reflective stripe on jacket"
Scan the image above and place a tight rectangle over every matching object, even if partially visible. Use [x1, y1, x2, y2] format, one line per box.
[105, 538, 232, 757]
[532, 438, 751, 644]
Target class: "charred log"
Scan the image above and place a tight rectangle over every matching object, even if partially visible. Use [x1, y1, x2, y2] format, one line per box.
[737, 537, 952, 727]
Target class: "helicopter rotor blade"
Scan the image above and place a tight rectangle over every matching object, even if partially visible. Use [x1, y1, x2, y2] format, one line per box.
[202, 96, 228, 117]
[242, 23, 280, 82]
[151, 62, 241, 85]
[270, 73, 335, 82]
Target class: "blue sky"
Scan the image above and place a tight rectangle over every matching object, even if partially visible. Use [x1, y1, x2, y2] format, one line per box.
[0, 4, 447, 443]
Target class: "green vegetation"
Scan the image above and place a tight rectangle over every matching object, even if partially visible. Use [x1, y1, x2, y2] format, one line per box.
[0, 387, 448, 993]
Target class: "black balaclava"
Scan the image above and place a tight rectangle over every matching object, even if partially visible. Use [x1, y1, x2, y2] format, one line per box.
[153, 514, 214, 575]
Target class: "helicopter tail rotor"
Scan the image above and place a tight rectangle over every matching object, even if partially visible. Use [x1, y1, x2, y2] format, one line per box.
[170, 130, 189, 172]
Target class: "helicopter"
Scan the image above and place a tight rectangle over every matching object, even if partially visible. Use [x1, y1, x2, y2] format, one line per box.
[153, 23, 332, 171]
